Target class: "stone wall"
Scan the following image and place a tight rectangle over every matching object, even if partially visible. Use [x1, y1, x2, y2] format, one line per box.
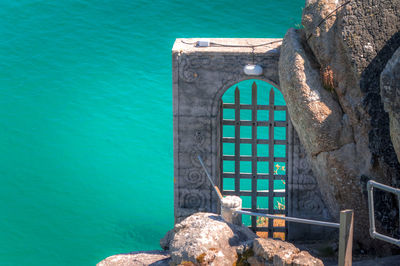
[288, 124, 335, 240]
[173, 38, 282, 221]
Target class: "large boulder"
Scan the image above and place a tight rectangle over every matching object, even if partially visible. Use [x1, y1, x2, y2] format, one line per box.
[160, 212, 256, 266]
[279, 0, 400, 252]
[279, 28, 357, 217]
[160, 212, 324, 266]
[250, 238, 323, 266]
[381, 47, 400, 162]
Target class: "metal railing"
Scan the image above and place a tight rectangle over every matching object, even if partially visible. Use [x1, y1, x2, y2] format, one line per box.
[367, 180, 400, 247]
[235, 209, 339, 228]
[198, 155, 353, 266]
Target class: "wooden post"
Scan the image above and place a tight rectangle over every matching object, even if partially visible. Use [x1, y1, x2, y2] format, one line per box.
[338, 210, 354, 266]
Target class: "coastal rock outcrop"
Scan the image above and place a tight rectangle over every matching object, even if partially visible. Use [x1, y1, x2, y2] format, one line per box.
[160, 212, 256, 266]
[252, 238, 323, 266]
[279, 0, 400, 252]
[99, 212, 325, 265]
[160, 212, 325, 266]
[279, 28, 356, 217]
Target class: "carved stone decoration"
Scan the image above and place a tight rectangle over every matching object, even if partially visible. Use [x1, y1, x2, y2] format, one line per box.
[178, 56, 199, 83]
[189, 150, 204, 168]
[299, 192, 325, 213]
[296, 174, 317, 190]
[178, 189, 210, 215]
[291, 130, 324, 212]
[181, 129, 209, 190]
[190, 56, 211, 68]
[193, 130, 205, 148]
[184, 169, 206, 188]
[288, 127, 335, 240]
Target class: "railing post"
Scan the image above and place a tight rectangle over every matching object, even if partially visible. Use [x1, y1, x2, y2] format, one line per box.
[338, 209, 354, 266]
[221, 196, 242, 225]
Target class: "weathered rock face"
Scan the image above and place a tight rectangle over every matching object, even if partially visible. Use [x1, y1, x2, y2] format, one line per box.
[279, 0, 400, 252]
[97, 250, 170, 266]
[251, 238, 324, 266]
[381, 47, 400, 162]
[279, 28, 357, 217]
[160, 212, 256, 266]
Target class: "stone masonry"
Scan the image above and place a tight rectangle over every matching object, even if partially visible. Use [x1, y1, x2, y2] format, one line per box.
[172, 38, 334, 240]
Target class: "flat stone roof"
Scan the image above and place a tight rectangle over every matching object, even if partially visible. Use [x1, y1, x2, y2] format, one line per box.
[172, 38, 282, 54]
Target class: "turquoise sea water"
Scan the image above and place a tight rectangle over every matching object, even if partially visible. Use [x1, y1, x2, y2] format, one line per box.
[0, 1, 303, 265]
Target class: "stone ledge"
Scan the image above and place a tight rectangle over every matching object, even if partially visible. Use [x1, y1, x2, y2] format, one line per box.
[172, 38, 282, 54]
[97, 250, 170, 266]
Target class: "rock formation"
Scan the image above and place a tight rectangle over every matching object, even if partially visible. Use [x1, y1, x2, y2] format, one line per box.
[160, 212, 256, 265]
[252, 238, 323, 266]
[97, 250, 171, 266]
[98, 212, 325, 265]
[279, 0, 400, 252]
[160, 212, 324, 266]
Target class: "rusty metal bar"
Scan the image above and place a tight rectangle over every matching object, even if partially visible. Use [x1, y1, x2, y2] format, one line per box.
[220, 100, 224, 194]
[222, 120, 287, 127]
[223, 190, 286, 197]
[268, 88, 275, 235]
[223, 103, 286, 111]
[222, 155, 287, 162]
[256, 226, 286, 232]
[222, 138, 287, 145]
[222, 173, 287, 180]
[234, 86, 240, 194]
[284, 109, 289, 235]
[251, 82, 258, 230]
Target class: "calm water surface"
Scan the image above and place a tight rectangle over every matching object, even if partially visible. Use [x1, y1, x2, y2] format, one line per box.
[0, 0, 303, 265]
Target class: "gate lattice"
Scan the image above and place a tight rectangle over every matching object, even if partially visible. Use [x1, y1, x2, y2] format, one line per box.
[220, 81, 288, 238]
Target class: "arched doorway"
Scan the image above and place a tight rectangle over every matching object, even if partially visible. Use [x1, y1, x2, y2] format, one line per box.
[219, 79, 288, 239]
[173, 38, 332, 241]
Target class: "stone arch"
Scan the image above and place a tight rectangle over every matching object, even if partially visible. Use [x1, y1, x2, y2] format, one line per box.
[211, 77, 280, 118]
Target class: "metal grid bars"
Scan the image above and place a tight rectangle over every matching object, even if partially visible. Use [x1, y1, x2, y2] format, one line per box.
[220, 81, 289, 238]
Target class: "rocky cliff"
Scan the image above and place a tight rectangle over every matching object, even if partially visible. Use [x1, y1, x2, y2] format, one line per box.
[279, 0, 400, 253]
